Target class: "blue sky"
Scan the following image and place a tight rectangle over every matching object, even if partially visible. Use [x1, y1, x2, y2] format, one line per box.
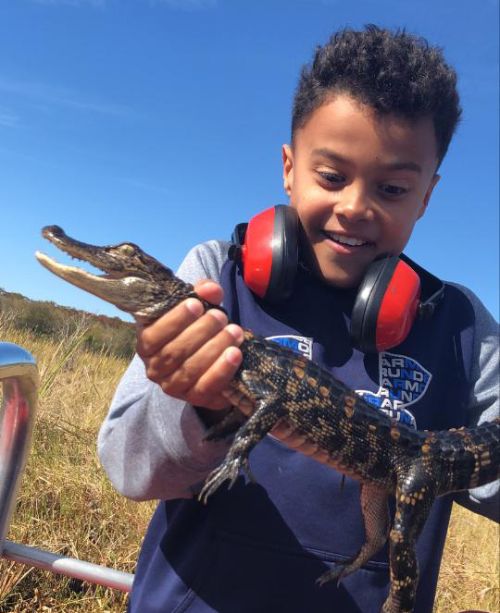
[1, 0, 498, 321]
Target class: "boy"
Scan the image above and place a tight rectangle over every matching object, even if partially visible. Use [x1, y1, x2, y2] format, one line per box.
[98, 26, 499, 613]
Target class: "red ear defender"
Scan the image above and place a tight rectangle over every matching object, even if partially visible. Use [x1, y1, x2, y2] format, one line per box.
[350, 257, 421, 353]
[230, 205, 298, 302]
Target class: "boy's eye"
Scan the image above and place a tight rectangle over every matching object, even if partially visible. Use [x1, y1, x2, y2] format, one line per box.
[379, 183, 409, 197]
[318, 171, 345, 185]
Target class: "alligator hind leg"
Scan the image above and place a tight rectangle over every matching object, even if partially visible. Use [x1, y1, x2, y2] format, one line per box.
[382, 474, 436, 613]
[317, 484, 390, 585]
[199, 394, 284, 503]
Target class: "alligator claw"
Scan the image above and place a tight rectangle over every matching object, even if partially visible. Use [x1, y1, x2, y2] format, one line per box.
[199, 459, 241, 504]
[198, 455, 255, 504]
[316, 564, 347, 587]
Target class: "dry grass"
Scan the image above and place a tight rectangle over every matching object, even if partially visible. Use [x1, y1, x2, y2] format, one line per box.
[435, 504, 499, 612]
[0, 317, 498, 612]
[0, 317, 154, 612]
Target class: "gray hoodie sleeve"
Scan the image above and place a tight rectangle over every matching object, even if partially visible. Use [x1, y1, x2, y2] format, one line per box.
[97, 240, 233, 501]
[452, 285, 499, 521]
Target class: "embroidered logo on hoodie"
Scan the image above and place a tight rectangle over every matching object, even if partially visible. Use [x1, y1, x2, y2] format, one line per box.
[356, 353, 432, 429]
[267, 335, 313, 360]
[266, 339, 429, 430]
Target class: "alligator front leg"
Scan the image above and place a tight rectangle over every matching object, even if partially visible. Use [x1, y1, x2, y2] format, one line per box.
[382, 473, 436, 613]
[317, 484, 390, 585]
[204, 408, 247, 441]
[199, 393, 285, 503]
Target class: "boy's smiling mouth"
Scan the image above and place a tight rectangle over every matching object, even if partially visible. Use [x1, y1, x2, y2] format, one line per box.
[322, 230, 374, 248]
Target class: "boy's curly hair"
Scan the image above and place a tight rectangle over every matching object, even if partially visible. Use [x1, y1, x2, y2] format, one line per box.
[292, 25, 461, 163]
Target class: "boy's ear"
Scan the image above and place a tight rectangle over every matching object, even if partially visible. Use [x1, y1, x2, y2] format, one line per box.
[282, 144, 294, 196]
[419, 173, 440, 219]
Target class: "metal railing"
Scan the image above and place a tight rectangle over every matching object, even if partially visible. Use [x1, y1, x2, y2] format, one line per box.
[0, 341, 134, 593]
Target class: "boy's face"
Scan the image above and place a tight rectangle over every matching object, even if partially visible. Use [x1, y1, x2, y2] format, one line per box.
[283, 94, 440, 288]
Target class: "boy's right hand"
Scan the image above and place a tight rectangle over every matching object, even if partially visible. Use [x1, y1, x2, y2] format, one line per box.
[137, 281, 340, 461]
[136, 280, 244, 412]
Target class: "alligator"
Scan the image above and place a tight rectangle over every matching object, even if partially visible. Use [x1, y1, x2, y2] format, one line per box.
[36, 225, 500, 613]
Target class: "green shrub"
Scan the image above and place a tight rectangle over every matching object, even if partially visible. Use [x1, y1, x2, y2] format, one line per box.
[0, 291, 135, 359]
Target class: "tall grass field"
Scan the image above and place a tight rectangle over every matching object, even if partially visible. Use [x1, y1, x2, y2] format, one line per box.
[0, 316, 498, 612]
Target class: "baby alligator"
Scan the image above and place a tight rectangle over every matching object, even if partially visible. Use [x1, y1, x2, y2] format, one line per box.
[36, 225, 500, 613]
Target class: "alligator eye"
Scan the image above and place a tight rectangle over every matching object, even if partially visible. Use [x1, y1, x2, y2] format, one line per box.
[118, 244, 136, 256]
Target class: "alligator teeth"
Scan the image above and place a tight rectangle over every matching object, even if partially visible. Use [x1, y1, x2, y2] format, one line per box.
[329, 233, 368, 247]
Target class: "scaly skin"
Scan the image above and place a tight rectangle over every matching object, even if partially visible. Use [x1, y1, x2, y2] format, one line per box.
[36, 225, 500, 613]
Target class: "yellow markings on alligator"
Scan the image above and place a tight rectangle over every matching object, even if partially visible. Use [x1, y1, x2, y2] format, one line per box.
[469, 450, 484, 487]
[390, 427, 401, 441]
[343, 395, 356, 418]
[293, 365, 305, 379]
[398, 487, 428, 507]
[285, 398, 327, 413]
[480, 450, 491, 465]
[340, 416, 353, 436]
[307, 376, 318, 387]
[421, 443, 431, 454]
[389, 528, 404, 543]
[393, 576, 414, 588]
[344, 403, 355, 418]
[286, 377, 301, 397]
[319, 386, 329, 398]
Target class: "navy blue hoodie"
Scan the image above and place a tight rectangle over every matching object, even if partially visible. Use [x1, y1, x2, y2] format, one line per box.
[98, 240, 499, 613]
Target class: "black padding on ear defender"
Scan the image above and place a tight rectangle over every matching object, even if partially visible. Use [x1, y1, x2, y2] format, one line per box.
[266, 205, 299, 302]
[399, 253, 445, 319]
[350, 256, 400, 353]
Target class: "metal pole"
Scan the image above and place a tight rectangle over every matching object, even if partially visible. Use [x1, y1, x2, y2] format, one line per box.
[0, 341, 134, 593]
[1, 540, 133, 592]
[0, 342, 39, 550]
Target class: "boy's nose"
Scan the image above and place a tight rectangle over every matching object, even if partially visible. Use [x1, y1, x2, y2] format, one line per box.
[333, 186, 374, 222]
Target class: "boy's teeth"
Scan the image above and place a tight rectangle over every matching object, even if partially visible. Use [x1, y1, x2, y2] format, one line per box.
[330, 233, 367, 246]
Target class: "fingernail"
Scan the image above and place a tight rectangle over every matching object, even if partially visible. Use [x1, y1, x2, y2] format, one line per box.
[224, 346, 242, 366]
[225, 324, 244, 343]
[207, 308, 228, 325]
[185, 298, 203, 317]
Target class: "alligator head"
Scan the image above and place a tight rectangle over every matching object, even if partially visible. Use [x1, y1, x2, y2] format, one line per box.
[36, 225, 193, 323]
